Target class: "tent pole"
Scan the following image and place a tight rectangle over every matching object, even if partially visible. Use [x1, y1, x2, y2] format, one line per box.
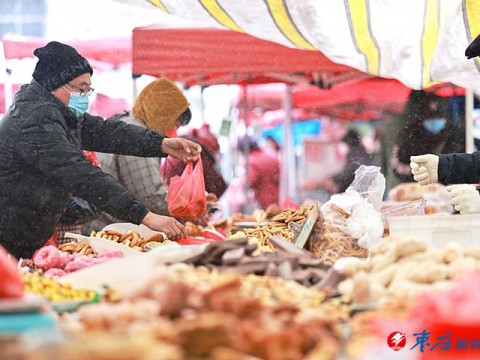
[282, 84, 297, 202]
[132, 74, 140, 104]
[466, 88, 474, 153]
[200, 86, 206, 123]
[243, 84, 251, 210]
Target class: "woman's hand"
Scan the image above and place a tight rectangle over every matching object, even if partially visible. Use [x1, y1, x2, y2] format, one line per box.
[141, 211, 187, 240]
[162, 138, 201, 162]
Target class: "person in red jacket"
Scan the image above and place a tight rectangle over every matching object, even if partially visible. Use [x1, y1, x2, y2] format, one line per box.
[238, 136, 280, 210]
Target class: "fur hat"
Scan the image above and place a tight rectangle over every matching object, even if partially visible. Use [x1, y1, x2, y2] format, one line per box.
[132, 78, 190, 135]
[32, 41, 93, 91]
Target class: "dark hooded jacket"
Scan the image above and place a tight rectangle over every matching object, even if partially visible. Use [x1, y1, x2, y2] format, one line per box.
[438, 152, 480, 185]
[391, 92, 465, 183]
[0, 80, 166, 258]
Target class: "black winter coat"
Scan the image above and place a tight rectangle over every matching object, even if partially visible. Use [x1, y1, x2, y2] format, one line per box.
[392, 121, 465, 183]
[0, 80, 166, 259]
[438, 152, 480, 185]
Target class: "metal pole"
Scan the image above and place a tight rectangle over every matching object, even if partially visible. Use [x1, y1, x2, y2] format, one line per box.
[283, 84, 297, 201]
[200, 86, 206, 123]
[466, 88, 474, 154]
[243, 85, 251, 209]
[132, 74, 140, 104]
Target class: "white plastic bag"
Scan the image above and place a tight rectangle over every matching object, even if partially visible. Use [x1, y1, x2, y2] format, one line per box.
[345, 165, 385, 211]
[321, 165, 385, 250]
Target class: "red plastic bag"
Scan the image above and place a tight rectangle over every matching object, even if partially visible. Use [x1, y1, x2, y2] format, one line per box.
[167, 158, 207, 220]
[178, 236, 217, 245]
[0, 245, 24, 299]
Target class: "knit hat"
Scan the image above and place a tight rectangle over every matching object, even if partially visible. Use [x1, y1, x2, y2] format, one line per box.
[32, 41, 93, 91]
[132, 78, 190, 135]
[466, 34, 480, 59]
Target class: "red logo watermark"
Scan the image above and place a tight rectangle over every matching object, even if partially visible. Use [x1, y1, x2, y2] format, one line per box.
[388, 331, 407, 351]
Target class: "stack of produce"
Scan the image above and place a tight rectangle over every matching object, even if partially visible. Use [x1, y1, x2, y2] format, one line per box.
[185, 221, 205, 237]
[231, 204, 284, 224]
[182, 238, 334, 287]
[307, 204, 367, 265]
[338, 236, 480, 303]
[57, 241, 96, 257]
[228, 205, 313, 251]
[58, 229, 171, 254]
[21, 273, 97, 303]
[20, 246, 123, 277]
[170, 265, 350, 315]
[59, 265, 343, 360]
[31, 334, 183, 360]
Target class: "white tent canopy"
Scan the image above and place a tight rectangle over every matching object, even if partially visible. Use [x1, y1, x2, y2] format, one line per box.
[120, 0, 480, 91]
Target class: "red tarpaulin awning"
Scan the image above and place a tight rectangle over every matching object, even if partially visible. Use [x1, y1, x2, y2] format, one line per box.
[132, 25, 365, 86]
[235, 78, 411, 121]
[2, 34, 131, 68]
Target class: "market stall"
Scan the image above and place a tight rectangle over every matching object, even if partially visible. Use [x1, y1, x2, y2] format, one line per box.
[132, 24, 375, 202]
[3, 3, 480, 360]
[3, 162, 480, 359]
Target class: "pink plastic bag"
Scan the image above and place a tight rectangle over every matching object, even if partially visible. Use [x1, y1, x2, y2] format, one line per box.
[167, 158, 207, 220]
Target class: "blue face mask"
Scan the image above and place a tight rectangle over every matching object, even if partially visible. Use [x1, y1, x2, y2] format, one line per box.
[423, 118, 446, 135]
[63, 86, 89, 117]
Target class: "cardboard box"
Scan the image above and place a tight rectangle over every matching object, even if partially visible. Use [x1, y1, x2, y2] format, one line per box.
[389, 214, 480, 248]
[294, 203, 320, 248]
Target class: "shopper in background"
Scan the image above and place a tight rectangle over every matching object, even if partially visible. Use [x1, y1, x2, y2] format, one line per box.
[410, 34, 480, 215]
[381, 91, 428, 191]
[318, 129, 373, 194]
[0, 42, 199, 259]
[263, 135, 281, 159]
[84, 77, 193, 233]
[238, 136, 280, 210]
[162, 124, 228, 199]
[391, 90, 464, 184]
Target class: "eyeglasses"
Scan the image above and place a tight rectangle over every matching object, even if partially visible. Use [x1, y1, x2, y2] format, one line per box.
[66, 82, 94, 97]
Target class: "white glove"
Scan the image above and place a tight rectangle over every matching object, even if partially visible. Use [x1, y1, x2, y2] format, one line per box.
[410, 154, 439, 185]
[447, 184, 480, 214]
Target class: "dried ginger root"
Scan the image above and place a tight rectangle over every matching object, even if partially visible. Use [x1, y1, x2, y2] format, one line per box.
[394, 236, 427, 259]
[439, 242, 463, 264]
[447, 257, 477, 280]
[351, 272, 371, 304]
[464, 247, 480, 261]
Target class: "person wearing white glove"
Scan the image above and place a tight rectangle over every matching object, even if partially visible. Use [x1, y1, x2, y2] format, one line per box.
[410, 154, 439, 185]
[447, 184, 480, 214]
[410, 152, 480, 186]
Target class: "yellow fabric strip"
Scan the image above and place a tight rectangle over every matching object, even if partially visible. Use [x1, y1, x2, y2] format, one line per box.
[346, 0, 379, 76]
[264, 0, 316, 50]
[148, 0, 169, 13]
[465, 0, 480, 69]
[198, 0, 243, 32]
[421, 0, 440, 88]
